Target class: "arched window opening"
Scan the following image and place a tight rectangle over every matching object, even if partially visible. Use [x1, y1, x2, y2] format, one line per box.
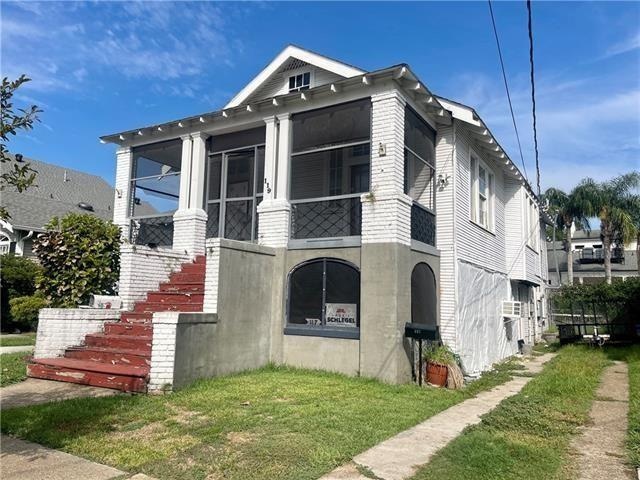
[287, 258, 360, 336]
[411, 263, 437, 327]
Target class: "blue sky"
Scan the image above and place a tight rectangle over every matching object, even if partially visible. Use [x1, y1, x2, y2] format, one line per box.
[2, 1, 639, 192]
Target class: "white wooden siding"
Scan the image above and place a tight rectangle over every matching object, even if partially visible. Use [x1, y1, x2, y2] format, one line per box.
[504, 176, 526, 279]
[434, 125, 457, 348]
[453, 124, 507, 274]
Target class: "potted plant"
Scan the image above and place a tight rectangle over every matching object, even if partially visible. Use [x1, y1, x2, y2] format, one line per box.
[423, 343, 456, 387]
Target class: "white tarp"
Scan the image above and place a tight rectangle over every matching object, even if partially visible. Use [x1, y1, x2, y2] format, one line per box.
[456, 261, 520, 375]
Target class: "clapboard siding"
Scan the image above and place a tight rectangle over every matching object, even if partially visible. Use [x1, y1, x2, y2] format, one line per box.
[434, 125, 457, 348]
[504, 177, 525, 279]
[246, 67, 345, 105]
[453, 124, 507, 274]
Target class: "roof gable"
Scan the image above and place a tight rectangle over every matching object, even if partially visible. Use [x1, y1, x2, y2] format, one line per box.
[224, 45, 365, 108]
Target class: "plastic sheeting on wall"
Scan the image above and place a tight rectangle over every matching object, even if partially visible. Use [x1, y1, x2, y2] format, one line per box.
[455, 261, 520, 375]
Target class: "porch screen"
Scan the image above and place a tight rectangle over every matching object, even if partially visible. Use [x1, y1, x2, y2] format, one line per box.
[289, 99, 371, 239]
[130, 139, 182, 217]
[288, 258, 360, 331]
[404, 107, 436, 211]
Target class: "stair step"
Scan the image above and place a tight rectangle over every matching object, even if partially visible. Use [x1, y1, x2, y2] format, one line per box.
[104, 322, 152, 336]
[28, 359, 148, 392]
[158, 282, 204, 293]
[133, 302, 203, 313]
[120, 312, 153, 323]
[146, 292, 204, 304]
[180, 263, 206, 274]
[85, 334, 152, 353]
[66, 346, 150, 367]
[169, 272, 205, 284]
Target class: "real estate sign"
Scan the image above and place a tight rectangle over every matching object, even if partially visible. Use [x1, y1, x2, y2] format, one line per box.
[325, 303, 357, 328]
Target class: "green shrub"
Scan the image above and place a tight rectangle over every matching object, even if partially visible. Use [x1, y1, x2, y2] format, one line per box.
[423, 343, 457, 366]
[1, 254, 42, 329]
[9, 294, 48, 330]
[33, 213, 120, 307]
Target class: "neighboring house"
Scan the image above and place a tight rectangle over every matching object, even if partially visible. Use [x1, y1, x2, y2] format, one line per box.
[547, 229, 638, 285]
[0, 155, 115, 257]
[28, 45, 550, 392]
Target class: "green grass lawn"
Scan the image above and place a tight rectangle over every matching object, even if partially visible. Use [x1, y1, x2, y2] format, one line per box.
[1, 352, 29, 387]
[411, 345, 610, 480]
[1, 361, 521, 480]
[0, 332, 36, 347]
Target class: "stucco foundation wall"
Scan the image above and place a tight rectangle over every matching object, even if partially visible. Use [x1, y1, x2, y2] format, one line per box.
[119, 244, 190, 310]
[282, 336, 360, 375]
[34, 309, 121, 358]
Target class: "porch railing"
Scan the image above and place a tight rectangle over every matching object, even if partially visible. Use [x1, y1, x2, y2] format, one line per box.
[576, 247, 624, 264]
[290, 194, 362, 240]
[411, 202, 436, 247]
[130, 215, 174, 247]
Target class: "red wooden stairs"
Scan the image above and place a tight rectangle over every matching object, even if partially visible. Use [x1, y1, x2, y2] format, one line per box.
[27, 255, 206, 392]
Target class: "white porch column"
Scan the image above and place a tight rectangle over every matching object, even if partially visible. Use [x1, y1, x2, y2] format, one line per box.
[361, 90, 412, 245]
[173, 133, 208, 256]
[257, 114, 291, 248]
[114, 146, 133, 241]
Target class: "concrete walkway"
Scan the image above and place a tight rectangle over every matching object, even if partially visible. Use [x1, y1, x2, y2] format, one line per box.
[569, 361, 635, 480]
[1, 378, 120, 410]
[1, 435, 156, 480]
[1, 345, 34, 354]
[321, 353, 555, 480]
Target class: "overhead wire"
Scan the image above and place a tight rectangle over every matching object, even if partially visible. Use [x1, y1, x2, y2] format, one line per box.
[527, 0, 542, 197]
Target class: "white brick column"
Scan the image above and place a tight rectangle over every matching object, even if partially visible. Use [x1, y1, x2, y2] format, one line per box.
[258, 114, 291, 248]
[362, 91, 412, 245]
[173, 132, 208, 256]
[114, 146, 133, 241]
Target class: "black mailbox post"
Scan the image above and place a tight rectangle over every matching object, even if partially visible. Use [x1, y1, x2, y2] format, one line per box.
[404, 323, 440, 386]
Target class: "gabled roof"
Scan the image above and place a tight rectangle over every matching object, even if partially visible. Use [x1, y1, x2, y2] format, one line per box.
[224, 44, 365, 108]
[0, 155, 115, 232]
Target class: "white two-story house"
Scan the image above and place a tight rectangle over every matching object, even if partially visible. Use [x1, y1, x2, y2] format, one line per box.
[29, 46, 549, 392]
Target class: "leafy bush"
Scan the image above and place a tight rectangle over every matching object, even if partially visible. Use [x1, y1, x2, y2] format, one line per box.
[9, 294, 48, 330]
[1, 254, 42, 330]
[33, 213, 120, 307]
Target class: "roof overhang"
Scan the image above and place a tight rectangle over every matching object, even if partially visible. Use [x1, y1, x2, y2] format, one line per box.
[436, 96, 541, 203]
[100, 64, 452, 146]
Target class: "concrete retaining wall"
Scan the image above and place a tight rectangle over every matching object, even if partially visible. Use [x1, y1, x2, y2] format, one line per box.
[34, 309, 121, 359]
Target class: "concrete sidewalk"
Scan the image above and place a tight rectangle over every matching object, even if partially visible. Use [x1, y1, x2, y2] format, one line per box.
[1, 345, 34, 354]
[1, 378, 120, 410]
[321, 353, 555, 480]
[1, 435, 157, 480]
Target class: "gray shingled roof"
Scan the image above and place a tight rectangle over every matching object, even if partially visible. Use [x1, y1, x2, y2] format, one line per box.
[1, 155, 115, 231]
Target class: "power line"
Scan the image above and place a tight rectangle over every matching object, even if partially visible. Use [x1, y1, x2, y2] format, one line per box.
[527, 0, 541, 197]
[487, 0, 529, 182]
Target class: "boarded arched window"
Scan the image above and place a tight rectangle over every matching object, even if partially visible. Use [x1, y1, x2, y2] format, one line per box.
[411, 263, 437, 327]
[287, 258, 360, 332]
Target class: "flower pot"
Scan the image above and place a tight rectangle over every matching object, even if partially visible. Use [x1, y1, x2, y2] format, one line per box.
[426, 361, 448, 387]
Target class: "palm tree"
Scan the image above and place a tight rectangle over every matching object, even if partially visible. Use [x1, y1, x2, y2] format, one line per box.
[573, 173, 640, 284]
[542, 186, 591, 285]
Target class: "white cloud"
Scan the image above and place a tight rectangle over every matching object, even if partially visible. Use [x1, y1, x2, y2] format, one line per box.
[604, 32, 640, 58]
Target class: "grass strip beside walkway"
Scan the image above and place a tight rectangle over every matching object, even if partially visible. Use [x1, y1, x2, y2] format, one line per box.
[411, 345, 609, 480]
[2, 362, 520, 480]
[1, 352, 29, 387]
[0, 333, 36, 347]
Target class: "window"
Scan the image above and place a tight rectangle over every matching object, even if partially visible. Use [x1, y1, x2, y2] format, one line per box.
[206, 127, 265, 241]
[290, 99, 371, 239]
[526, 196, 538, 250]
[470, 153, 494, 230]
[404, 107, 436, 210]
[130, 140, 182, 217]
[289, 72, 311, 92]
[287, 258, 360, 337]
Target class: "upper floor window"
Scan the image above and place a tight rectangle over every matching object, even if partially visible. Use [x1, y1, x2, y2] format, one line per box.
[130, 139, 182, 217]
[470, 153, 494, 231]
[527, 196, 539, 251]
[289, 72, 311, 92]
[404, 107, 436, 211]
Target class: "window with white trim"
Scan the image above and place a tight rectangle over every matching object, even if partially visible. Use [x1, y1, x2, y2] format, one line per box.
[288, 72, 311, 92]
[470, 153, 494, 230]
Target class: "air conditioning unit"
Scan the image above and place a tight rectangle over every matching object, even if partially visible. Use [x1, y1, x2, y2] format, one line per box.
[502, 301, 522, 318]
